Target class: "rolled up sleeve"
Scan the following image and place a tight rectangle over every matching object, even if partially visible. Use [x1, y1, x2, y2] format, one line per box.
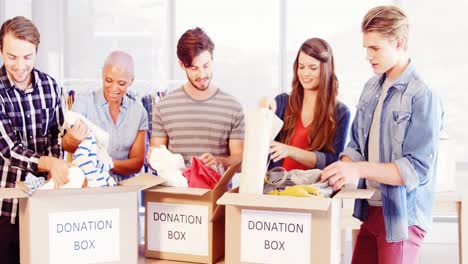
[396, 89, 443, 192]
[340, 147, 365, 162]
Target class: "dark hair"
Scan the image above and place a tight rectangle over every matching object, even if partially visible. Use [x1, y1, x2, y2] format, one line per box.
[280, 38, 338, 153]
[176, 27, 214, 67]
[0, 16, 40, 51]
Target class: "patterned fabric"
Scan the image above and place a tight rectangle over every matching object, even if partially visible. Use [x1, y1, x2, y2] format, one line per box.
[72, 135, 116, 187]
[0, 66, 65, 224]
[152, 87, 244, 164]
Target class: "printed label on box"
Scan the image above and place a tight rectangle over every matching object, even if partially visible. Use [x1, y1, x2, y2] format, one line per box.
[147, 202, 209, 256]
[240, 209, 311, 264]
[49, 208, 120, 264]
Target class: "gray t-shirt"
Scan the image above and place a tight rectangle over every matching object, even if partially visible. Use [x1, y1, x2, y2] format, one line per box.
[152, 87, 244, 164]
[367, 78, 393, 206]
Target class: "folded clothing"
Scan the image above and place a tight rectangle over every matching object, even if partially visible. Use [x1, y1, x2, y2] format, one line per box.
[264, 167, 333, 197]
[148, 145, 188, 187]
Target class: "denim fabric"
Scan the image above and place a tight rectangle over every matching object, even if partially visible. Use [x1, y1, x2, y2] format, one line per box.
[341, 62, 444, 242]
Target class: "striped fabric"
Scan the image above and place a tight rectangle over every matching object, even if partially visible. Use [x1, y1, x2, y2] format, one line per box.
[0, 66, 65, 224]
[72, 135, 116, 188]
[152, 87, 244, 164]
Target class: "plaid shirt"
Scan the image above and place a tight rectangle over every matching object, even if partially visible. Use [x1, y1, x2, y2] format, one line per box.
[0, 66, 65, 224]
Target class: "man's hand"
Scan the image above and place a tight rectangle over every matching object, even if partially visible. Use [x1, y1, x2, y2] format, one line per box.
[199, 153, 218, 167]
[321, 161, 361, 191]
[39, 156, 70, 188]
[269, 141, 292, 162]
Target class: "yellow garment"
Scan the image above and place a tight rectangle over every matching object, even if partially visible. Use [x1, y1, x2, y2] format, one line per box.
[267, 185, 323, 198]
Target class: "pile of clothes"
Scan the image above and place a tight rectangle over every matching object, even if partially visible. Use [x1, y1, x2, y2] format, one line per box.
[264, 167, 333, 198]
[148, 146, 224, 189]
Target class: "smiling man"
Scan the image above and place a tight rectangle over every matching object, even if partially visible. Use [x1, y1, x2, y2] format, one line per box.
[0, 16, 70, 263]
[150, 27, 244, 168]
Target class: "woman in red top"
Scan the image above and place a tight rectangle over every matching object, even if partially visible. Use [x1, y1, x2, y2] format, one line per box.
[260, 38, 350, 171]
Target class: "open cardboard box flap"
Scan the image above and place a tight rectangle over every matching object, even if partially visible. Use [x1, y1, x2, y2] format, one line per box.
[332, 188, 374, 199]
[147, 162, 241, 197]
[217, 192, 332, 211]
[217, 187, 375, 211]
[118, 173, 166, 190]
[0, 187, 29, 199]
[1, 173, 165, 199]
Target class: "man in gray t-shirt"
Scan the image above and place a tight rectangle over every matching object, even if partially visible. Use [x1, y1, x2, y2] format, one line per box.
[150, 27, 244, 168]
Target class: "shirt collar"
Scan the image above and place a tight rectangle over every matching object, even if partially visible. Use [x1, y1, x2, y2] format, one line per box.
[378, 60, 415, 91]
[0, 65, 38, 92]
[97, 88, 130, 109]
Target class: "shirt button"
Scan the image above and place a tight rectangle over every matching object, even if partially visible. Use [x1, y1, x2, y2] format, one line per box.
[364, 133, 367, 137]
[376, 95, 379, 98]
[369, 114, 372, 118]
[27, 115, 30, 118]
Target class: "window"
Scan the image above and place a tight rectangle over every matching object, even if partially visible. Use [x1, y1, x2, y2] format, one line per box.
[63, 0, 168, 95]
[173, 0, 281, 108]
[403, 0, 468, 166]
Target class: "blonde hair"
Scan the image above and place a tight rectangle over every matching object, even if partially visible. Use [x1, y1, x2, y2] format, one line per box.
[362, 6, 409, 49]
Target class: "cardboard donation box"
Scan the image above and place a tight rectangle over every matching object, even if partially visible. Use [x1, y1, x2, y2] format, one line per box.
[144, 163, 240, 263]
[0, 173, 165, 264]
[217, 189, 373, 264]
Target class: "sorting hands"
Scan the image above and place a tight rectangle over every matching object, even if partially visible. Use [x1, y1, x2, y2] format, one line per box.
[321, 160, 361, 191]
[269, 141, 292, 162]
[199, 153, 218, 167]
[67, 119, 90, 144]
[46, 157, 71, 189]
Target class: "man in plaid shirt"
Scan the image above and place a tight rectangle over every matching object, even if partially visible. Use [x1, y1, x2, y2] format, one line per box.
[0, 16, 70, 263]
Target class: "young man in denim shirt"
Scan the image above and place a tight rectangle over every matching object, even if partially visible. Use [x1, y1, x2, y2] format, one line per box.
[322, 6, 443, 263]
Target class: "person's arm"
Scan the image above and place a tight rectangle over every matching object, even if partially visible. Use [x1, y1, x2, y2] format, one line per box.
[268, 141, 317, 168]
[0, 103, 69, 187]
[37, 156, 70, 188]
[209, 139, 243, 168]
[322, 160, 402, 190]
[62, 120, 89, 153]
[323, 88, 443, 191]
[111, 130, 146, 175]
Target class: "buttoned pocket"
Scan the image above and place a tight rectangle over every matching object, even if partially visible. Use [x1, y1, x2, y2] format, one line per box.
[392, 111, 411, 143]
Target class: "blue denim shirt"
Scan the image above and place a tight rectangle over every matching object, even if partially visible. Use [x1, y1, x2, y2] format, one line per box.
[341, 62, 444, 242]
[270, 93, 351, 170]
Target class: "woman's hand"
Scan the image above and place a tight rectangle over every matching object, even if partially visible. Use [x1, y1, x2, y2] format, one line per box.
[269, 141, 293, 162]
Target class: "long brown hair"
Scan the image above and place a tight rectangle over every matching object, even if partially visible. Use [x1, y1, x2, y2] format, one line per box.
[279, 38, 338, 153]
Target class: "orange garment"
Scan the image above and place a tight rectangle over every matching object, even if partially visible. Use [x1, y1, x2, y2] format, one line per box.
[282, 118, 311, 171]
